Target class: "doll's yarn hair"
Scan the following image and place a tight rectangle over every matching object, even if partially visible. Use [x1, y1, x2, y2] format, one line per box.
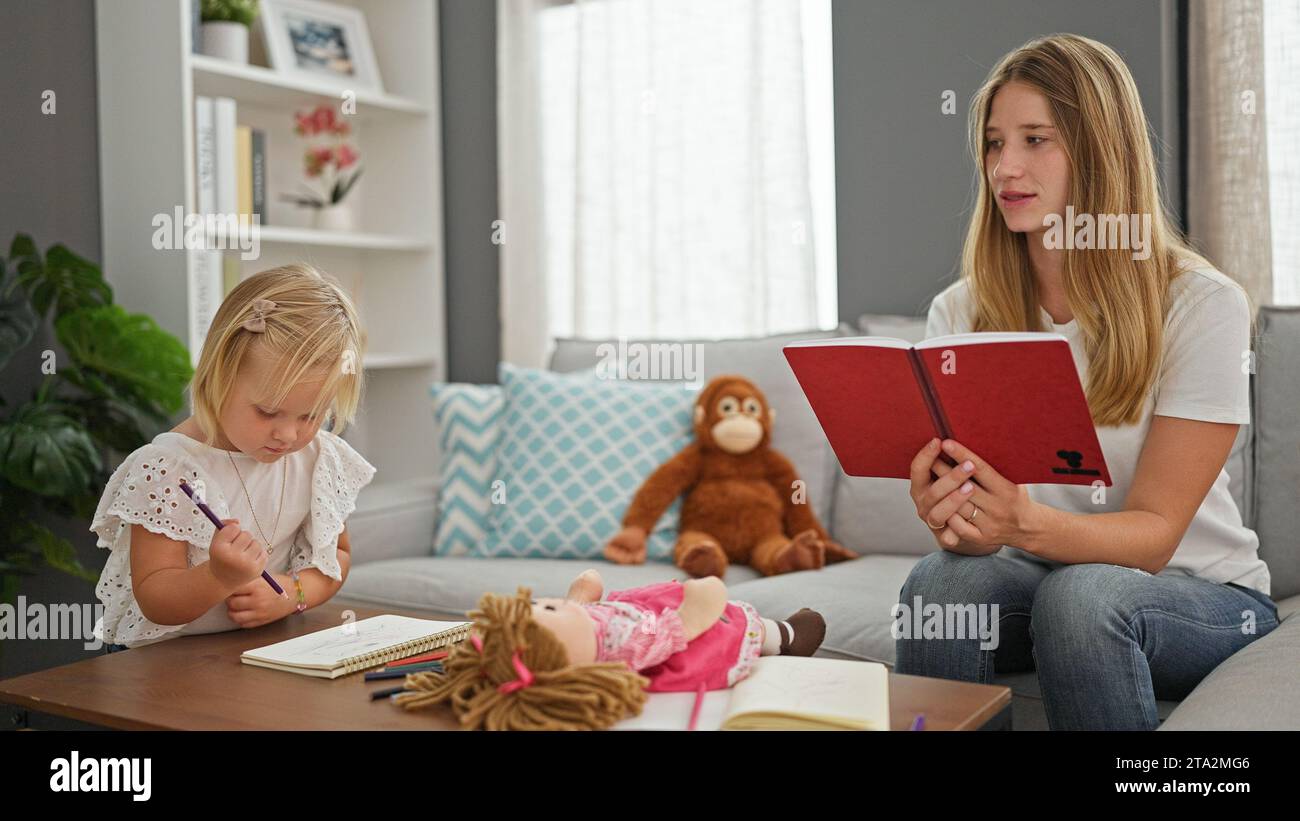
[396, 586, 649, 730]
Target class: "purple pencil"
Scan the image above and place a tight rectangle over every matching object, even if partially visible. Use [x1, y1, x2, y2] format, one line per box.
[179, 479, 287, 598]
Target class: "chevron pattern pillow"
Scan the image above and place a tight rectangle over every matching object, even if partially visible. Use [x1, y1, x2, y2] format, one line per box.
[484, 363, 697, 560]
[430, 383, 505, 557]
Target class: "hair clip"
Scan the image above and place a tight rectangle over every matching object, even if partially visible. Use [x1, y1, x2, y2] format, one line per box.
[242, 299, 277, 333]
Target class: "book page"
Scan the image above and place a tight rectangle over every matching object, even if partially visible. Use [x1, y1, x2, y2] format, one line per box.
[725, 656, 889, 729]
[915, 331, 1067, 349]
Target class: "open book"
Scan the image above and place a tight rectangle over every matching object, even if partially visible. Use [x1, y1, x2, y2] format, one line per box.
[784, 333, 1111, 486]
[616, 656, 890, 730]
[240, 614, 470, 679]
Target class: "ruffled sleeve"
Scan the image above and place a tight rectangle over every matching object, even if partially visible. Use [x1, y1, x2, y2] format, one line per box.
[290, 430, 377, 581]
[89, 442, 233, 647]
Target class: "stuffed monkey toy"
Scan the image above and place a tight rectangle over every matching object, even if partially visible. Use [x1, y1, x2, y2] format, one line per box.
[604, 375, 856, 577]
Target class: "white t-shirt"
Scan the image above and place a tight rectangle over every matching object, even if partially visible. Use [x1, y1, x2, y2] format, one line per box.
[926, 266, 1269, 596]
[90, 428, 377, 648]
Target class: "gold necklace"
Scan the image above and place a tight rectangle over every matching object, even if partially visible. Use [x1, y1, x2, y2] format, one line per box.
[227, 450, 286, 554]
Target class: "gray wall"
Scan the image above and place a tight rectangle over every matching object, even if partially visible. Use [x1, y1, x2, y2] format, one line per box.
[0, 0, 106, 701]
[832, 0, 1180, 321]
[440, 0, 501, 384]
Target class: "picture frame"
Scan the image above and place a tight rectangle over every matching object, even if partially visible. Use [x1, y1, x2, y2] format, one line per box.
[258, 0, 384, 93]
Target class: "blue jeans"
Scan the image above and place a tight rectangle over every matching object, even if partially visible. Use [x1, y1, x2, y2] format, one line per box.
[895, 548, 1280, 730]
[105, 643, 130, 654]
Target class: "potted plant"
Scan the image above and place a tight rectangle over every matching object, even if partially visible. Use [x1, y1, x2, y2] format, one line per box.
[0, 235, 192, 653]
[280, 104, 364, 232]
[199, 0, 259, 64]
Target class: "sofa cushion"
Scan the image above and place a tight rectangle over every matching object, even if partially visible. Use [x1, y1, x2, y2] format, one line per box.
[1251, 307, 1300, 601]
[484, 363, 697, 560]
[429, 383, 504, 557]
[548, 327, 846, 529]
[341, 557, 761, 616]
[1159, 613, 1300, 730]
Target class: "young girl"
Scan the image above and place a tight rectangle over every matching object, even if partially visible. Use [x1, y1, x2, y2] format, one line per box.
[894, 34, 1280, 729]
[91, 263, 376, 650]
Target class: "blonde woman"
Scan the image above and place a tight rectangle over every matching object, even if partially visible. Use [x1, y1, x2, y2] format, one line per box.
[91, 264, 376, 651]
[895, 34, 1279, 730]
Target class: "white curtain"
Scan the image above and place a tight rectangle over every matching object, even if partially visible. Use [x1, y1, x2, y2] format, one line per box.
[498, 0, 836, 367]
[1187, 0, 1300, 308]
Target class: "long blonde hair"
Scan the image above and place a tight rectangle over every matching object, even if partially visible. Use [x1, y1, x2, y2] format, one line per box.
[189, 263, 366, 446]
[961, 33, 1246, 426]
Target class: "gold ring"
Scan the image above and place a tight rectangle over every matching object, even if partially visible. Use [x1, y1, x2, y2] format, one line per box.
[965, 506, 980, 522]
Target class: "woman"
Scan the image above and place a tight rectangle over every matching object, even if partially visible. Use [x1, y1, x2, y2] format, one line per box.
[894, 34, 1279, 730]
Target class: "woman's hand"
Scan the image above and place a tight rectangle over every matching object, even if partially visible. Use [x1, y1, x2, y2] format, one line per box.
[226, 573, 296, 628]
[910, 438, 1039, 551]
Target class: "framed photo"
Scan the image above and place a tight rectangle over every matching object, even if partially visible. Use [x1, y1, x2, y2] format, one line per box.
[259, 0, 384, 93]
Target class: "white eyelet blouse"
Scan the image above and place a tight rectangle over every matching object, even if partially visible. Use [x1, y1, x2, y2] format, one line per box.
[90, 428, 376, 648]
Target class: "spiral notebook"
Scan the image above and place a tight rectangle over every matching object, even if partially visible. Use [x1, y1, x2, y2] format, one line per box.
[240, 614, 471, 679]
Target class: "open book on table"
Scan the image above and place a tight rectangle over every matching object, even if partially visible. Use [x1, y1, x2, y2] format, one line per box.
[616, 656, 890, 731]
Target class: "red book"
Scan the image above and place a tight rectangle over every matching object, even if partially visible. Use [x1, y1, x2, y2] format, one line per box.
[783, 333, 1111, 486]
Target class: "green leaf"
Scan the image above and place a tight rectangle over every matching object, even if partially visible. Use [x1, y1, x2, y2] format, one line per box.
[59, 392, 157, 455]
[32, 524, 97, 583]
[0, 257, 39, 372]
[201, 0, 258, 26]
[334, 168, 363, 204]
[0, 403, 101, 496]
[16, 241, 112, 320]
[55, 304, 192, 415]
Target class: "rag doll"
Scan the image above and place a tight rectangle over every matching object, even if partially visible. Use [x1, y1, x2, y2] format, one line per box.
[395, 569, 826, 730]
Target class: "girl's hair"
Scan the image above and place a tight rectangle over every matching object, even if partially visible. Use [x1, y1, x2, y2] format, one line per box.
[189, 263, 366, 446]
[960, 33, 1251, 426]
[396, 587, 649, 730]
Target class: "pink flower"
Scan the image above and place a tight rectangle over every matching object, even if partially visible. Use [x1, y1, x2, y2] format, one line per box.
[335, 144, 359, 170]
[304, 146, 333, 178]
[313, 106, 336, 135]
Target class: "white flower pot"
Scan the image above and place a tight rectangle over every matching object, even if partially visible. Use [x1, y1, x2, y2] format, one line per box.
[200, 21, 249, 64]
[313, 204, 355, 233]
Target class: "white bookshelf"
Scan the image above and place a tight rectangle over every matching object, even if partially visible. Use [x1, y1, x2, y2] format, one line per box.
[94, 0, 445, 541]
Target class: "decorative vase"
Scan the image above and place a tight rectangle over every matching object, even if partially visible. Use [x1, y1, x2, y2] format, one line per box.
[200, 22, 249, 64]
[313, 203, 355, 232]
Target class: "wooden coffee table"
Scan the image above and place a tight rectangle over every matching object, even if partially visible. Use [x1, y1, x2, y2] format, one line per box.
[0, 598, 1011, 730]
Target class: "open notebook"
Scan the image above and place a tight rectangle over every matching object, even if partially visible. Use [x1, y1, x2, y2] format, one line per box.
[240, 614, 471, 679]
[616, 656, 890, 730]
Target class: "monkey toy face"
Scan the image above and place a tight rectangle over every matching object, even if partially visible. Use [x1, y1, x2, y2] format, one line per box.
[693, 376, 776, 455]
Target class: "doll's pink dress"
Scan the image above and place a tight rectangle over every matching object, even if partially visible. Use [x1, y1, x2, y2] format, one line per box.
[584, 580, 764, 692]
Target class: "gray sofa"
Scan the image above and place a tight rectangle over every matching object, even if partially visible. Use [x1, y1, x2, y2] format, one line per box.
[343, 306, 1300, 730]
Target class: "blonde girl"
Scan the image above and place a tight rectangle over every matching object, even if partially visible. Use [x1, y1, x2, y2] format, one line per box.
[91, 263, 376, 650]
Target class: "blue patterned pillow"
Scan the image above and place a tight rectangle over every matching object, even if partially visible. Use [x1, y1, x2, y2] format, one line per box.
[430, 383, 504, 557]
[483, 363, 697, 560]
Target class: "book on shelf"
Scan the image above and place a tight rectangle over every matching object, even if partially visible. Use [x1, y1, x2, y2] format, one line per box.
[186, 249, 223, 366]
[236, 125, 253, 219]
[195, 97, 266, 227]
[222, 253, 241, 297]
[250, 128, 266, 223]
[617, 656, 891, 730]
[783, 332, 1111, 486]
[241, 615, 472, 679]
[194, 96, 216, 216]
[213, 97, 238, 217]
